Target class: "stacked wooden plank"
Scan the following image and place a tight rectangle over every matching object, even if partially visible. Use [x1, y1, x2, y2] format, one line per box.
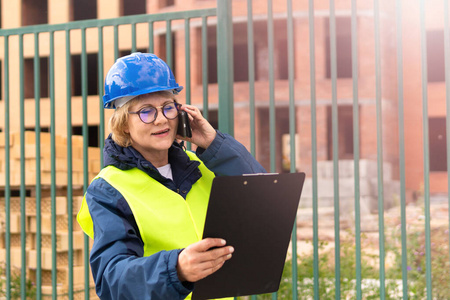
[0, 195, 99, 299]
[0, 131, 101, 187]
[0, 131, 101, 299]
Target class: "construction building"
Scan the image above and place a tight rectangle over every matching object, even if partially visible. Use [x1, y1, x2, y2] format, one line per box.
[0, 0, 448, 298]
[0, 0, 447, 197]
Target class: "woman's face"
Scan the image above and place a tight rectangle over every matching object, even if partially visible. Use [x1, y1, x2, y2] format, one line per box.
[126, 93, 179, 162]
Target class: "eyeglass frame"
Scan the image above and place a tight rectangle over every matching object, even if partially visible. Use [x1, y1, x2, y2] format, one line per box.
[128, 102, 182, 124]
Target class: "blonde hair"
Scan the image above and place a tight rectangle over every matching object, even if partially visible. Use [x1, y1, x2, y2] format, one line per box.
[109, 91, 178, 147]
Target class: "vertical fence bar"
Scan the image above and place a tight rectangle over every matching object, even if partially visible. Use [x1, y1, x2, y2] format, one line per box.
[247, 0, 256, 157]
[81, 27, 90, 300]
[444, 1, 450, 295]
[267, 0, 276, 177]
[201, 16, 209, 120]
[308, 0, 320, 297]
[166, 20, 172, 69]
[148, 22, 154, 53]
[185, 18, 191, 106]
[395, 0, 408, 298]
[350, 0, 362, 298]
[374, 0, 386, 298]
[217, 0, 234, 136]
[185, 18, 192, 150]
[286, 0, 297, 298]
[4, 34, 11, 300]
[49, 30, 57, 300]
[328, 1, 341, 298]
[99, 27, 105, 159]
[33, 32, 43, 300]
[66, 28, 74, 300]
[114, 25, 119, 60]
[419, 0, 433, 298]
[19, 33, 27, 300]
[131, 22, 137, 53]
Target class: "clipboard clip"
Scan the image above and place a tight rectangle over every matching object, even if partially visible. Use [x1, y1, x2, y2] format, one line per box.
[242, 173, 279, 176]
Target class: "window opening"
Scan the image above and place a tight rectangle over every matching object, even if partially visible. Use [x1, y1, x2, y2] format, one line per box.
[70, 0, 97, 21]
[253, 19, 294, 81]
[25, 127, 49, 132]
[22, 0, 48, 26]
[207, 42, 217, 84]
[72, 125, 100, 147]
[159, 0, 175, 9]
[24, 57, 49, 99]
[429, 117, 447, 171]
[325, 17, 352, 79]
[274, 20, 290, 80]
[120, 0, 146, 16]
[200, 109, 218, 130]
[327, 105, 355, 160]
[205, 23, 256, 84]
[158, 33, 177, 76]
[71, 53, 99, 96]
[257, 107, 292, 172]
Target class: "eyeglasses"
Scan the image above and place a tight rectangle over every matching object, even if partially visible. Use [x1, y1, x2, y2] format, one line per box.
[128, 102, 182, 124]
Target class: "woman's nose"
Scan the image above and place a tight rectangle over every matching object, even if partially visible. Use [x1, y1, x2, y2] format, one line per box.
[153, 108, 168, 125]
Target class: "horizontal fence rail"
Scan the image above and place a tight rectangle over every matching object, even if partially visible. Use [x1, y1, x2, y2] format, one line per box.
[0, 10, 216, 36]
[1, 0, 449, 299]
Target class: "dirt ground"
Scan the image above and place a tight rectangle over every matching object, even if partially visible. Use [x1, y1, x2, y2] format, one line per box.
[293, 200, 449, 267]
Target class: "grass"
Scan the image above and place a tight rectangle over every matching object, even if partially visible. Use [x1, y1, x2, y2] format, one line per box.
[0, 266, 36, 300]
[240, 226, 450, 299]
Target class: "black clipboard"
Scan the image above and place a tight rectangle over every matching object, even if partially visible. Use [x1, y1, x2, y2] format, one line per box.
[192, 172, 305, 300]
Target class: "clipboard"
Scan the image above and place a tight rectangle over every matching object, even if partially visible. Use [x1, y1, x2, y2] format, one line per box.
[192, 172, 305, 300]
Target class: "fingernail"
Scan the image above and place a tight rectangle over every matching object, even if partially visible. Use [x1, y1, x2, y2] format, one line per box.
[229, 246, 234, 253]
[227, 254, 232, 259]
[221, 239, 226, 245]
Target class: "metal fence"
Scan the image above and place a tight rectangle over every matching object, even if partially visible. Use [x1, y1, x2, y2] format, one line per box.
[0, 0, 448, 299]
[0, 4, 228, 300]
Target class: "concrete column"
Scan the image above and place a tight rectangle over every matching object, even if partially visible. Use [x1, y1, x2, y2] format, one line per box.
[3, 0, 21, 29]
[48, 0, 69, 24]
[98, 0, 120, 19]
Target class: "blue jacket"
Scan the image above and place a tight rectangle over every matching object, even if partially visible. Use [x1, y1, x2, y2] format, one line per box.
[84, 131, 266, 300]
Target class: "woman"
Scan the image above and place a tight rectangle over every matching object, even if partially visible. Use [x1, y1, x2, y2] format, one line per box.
[77, 52, 266, 299]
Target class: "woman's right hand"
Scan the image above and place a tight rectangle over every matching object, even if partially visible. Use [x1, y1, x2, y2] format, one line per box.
[176, 238, 234, 282]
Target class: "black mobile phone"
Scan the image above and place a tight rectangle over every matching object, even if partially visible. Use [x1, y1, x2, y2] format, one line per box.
[177, 111, 192, 138]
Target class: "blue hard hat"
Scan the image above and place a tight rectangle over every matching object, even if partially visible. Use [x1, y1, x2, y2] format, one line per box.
[103, 52, 183, 109]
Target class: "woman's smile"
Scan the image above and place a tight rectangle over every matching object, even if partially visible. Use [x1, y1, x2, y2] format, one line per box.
[151, 128, 171, 136]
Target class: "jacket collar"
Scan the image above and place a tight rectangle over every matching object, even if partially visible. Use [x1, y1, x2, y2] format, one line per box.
[103, 134, 200, 186]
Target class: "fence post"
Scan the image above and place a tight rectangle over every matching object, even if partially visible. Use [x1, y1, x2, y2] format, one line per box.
[217, 0, 234, 136]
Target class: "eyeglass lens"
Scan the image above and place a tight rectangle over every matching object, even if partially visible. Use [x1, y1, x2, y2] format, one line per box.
[139, 103, 179, 123]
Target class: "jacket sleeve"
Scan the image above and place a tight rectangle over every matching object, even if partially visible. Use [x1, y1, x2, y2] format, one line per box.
[196, 131, 266, 176]
[85, 178, 193, 300]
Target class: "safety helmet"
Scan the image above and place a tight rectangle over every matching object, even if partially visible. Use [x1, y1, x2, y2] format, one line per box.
[103, 52, 183, 109]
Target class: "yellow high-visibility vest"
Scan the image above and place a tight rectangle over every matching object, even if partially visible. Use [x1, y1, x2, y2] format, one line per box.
[77, 152, 233, 299]
[77, 151, 214, 255]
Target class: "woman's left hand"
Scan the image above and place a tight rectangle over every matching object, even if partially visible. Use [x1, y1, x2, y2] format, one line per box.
[177, 105, 216, 149]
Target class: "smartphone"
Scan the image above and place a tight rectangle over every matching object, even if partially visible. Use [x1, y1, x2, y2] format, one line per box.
[177, 110, 192, 138]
